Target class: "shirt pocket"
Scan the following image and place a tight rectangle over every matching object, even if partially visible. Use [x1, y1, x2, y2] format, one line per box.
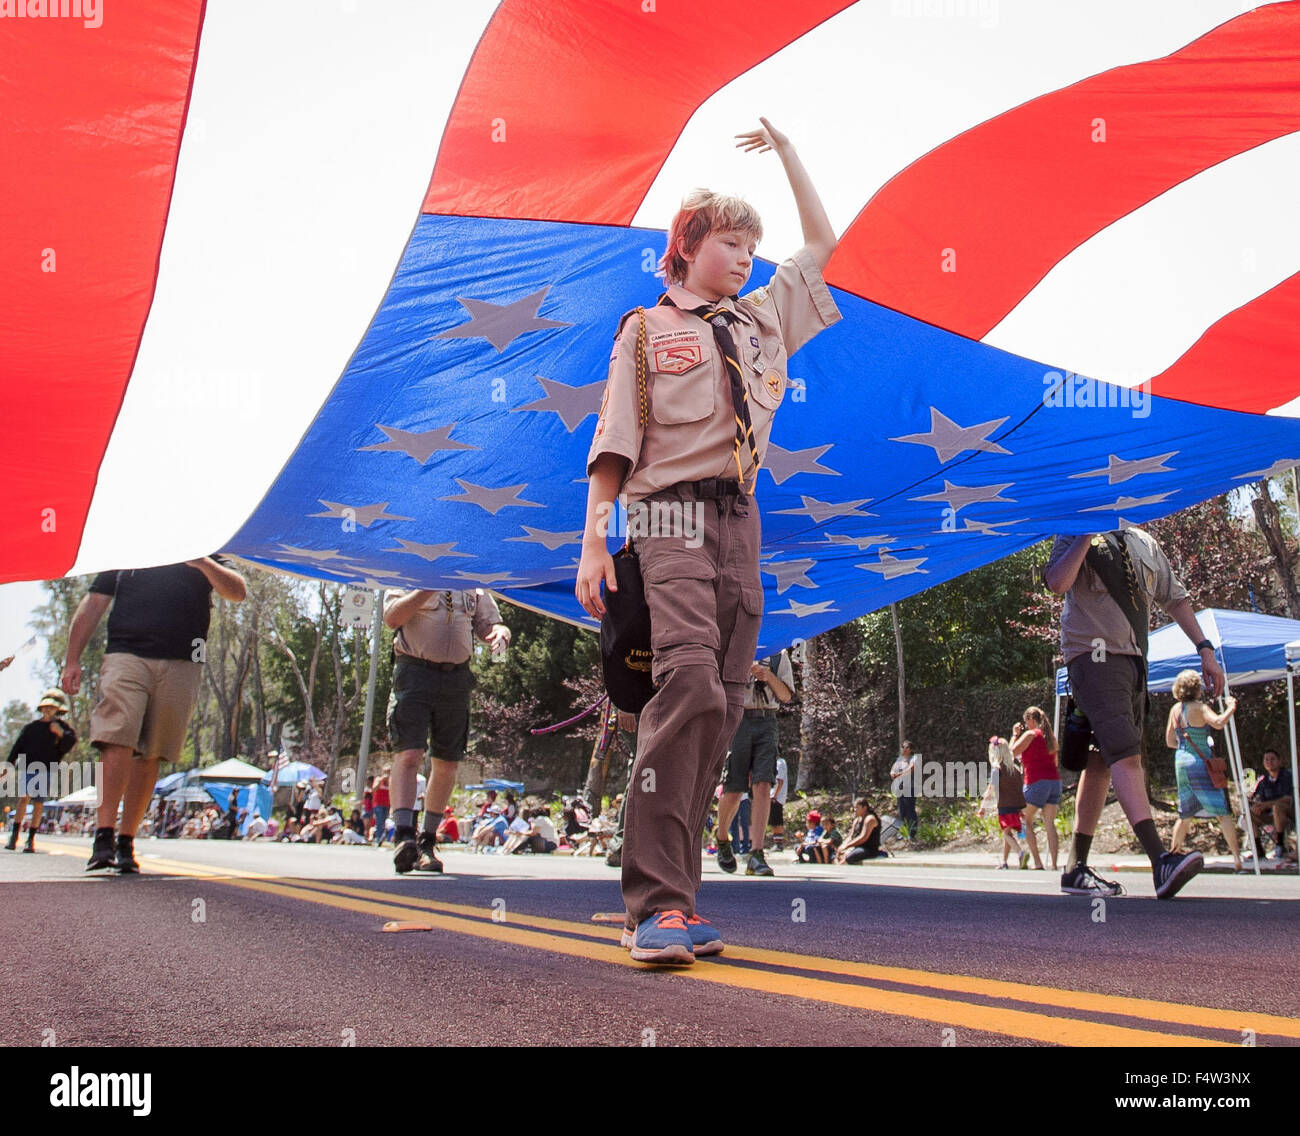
[650, 369, 715, 425]
[745, 340, 786, 412]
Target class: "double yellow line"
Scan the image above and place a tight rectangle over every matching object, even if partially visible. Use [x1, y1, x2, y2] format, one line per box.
[50, 847, 1300, 1046]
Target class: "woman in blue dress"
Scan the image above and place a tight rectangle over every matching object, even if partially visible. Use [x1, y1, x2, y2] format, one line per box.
[1165, 669, 1240, 870]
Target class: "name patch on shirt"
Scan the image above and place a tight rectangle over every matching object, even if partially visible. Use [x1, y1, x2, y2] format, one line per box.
[649, 329, 704, 375]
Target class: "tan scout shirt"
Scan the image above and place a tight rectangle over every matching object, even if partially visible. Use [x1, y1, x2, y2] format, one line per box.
[1046, 528, 1189, 664]
[587, 247, 841, 502]
[385, 589, 503, 665]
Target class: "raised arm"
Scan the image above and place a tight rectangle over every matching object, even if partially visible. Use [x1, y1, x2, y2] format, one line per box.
[736, 118, 836, 269]
[1044, 535, 1092, 595]
[383, 589, 437, 630]
[187, 557, 247, 602]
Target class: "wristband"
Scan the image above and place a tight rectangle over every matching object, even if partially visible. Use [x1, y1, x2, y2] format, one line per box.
[1194, 639, 1213, 653]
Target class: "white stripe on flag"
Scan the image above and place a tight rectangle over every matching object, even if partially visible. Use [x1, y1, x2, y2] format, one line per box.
[632, 0, 1260, 263]
[983, 130, 1300, 388]
[69, 0, 498, 576]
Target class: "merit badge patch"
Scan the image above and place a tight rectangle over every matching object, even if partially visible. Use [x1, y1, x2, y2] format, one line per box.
[654, 344, 703, 373]
[746, 286, 769, 307]
[764, 369, 784, 400]
[649, 328, 705, 375]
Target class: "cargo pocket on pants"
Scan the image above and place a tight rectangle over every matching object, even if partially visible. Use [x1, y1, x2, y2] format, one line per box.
[721, 585, 764, 683]
[642, 554, 720, 664]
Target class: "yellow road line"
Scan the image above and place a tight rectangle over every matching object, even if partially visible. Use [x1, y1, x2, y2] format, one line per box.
[131, 858, 1295, 1043]
[75, 851, 1243, 1047]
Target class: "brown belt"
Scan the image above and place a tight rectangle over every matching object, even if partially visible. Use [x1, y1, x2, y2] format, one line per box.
[744, 708, 778, 719]
[397, 656, 469, 672]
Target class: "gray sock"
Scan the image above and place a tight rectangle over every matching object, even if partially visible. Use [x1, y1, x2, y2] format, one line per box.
[422, 809, 441, 836]
[393, 808, 415, 831]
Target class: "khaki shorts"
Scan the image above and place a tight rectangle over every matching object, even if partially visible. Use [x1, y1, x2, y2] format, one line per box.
[91, 653, 203, 762]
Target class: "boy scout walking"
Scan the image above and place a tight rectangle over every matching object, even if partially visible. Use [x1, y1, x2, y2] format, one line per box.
[576, 119, 840, 964]
[383, 588, 510, 874]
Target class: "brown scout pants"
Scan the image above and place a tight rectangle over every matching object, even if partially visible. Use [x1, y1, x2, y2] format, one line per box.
[621, 483, 763, 925]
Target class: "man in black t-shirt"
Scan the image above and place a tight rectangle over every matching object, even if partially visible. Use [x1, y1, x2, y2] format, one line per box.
[62, 557, 246, 873]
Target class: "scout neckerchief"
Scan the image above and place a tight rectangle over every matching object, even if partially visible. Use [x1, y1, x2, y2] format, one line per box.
[1084, 530, 1149, 658]
[658, 294, 762, 493]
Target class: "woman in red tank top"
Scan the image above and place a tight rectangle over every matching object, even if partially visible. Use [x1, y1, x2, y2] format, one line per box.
[1010, 706, 1061, 871]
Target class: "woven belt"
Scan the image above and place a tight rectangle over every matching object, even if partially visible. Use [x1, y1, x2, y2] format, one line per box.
[684, 478, 741, 499]
[398, 656, 469, 672]
[744, 708, 778, 719]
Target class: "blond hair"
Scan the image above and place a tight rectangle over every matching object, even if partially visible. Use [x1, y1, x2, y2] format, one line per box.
[988, 737, 1016, 772]
[660, 189, 763, 285]
[1172, 669, 1204, 702]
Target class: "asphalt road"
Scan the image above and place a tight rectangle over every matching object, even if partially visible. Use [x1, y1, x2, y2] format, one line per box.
[3, 835, 1297, 1048]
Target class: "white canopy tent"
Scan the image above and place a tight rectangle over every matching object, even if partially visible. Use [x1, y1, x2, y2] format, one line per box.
[1054, 609, 1300, 877]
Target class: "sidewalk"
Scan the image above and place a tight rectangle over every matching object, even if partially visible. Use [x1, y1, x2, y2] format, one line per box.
[813, 847, 1298, 876]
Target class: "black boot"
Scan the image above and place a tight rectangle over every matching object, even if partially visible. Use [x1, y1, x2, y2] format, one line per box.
[415, 831, 443, 873]
[392, 826, 419, 874]
[115, 833, 140, 874]
[87, 827, 116, 870]
[5, 823, 17, 851]
[22, 832, 35, 853]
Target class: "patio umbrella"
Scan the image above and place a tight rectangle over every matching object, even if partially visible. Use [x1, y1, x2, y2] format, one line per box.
[195, 758, 268, 783]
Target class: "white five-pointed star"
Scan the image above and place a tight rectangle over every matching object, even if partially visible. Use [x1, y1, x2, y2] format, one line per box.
[857, 552, 930, 579]
[309, 501, 414, 527]
[383, 540, 473, 563]
[358, 424, 477, 464]
[910, 481, 1015, 513]
[761, 558, 818, 593]
[891, 408, 1010, 463]
[771, 599, 839, 617]
[1069, 452, 1176, 485]
[433, 287, 572, 352]
[773, 496, 876, 522]
[439, 480, 545, 514]
[505, 526, 583, 551]
[1080, 492, 1175, 513]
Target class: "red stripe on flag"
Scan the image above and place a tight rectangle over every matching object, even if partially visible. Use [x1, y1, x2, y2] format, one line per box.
[423, 0, 853, 225]
[826, 3, 1300, 339]
[1146, 274, 1300, 416]
[0, 3, 205, 582]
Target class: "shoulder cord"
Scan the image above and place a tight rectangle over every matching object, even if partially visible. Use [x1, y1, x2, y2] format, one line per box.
[636, 306, 647, 429]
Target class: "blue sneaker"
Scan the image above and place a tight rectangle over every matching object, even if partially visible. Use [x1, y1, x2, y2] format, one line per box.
[684, 914, 724, 956]
[627, 910, 695, 965]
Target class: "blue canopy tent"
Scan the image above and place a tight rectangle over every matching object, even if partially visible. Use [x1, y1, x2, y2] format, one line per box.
[203, 782, 275, 837]
[1054, 608, 1300, 875]
[260, 761, 326, 787]
[465, 779, 526, 794]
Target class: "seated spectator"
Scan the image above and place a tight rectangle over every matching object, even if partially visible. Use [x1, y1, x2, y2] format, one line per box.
[346, 807, 365, 837]
[470, 806, 508, 852]
[501, 812, 533, 855]
[562, 796, 591, 840]
[794, 811, 824, 863]
[263, 817, 279, 841]
[527, 807, 558, 854]
[277, 816, 301, 843]
[245, 812, 268, 840]
[813, 814, 842, 864]
[435, 807, 460, 844]
[1250, 749, 1295, 861]
[837, 799, 888, 863]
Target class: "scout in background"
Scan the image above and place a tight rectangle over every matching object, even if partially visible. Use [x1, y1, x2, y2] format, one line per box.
[576, 118, 840, 964]
[6, 689, 77, 854]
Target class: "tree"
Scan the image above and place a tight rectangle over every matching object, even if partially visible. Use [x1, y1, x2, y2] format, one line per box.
[1, 699, 34, 760]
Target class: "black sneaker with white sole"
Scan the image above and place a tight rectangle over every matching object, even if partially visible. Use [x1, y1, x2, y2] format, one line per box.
[1060, 864, 1125, 897]
[715, 841, 737, 874]
[414, 832, 443, 873]
[1154, 850, 1203, 899]
[87, 828, 116, 871]
[115, 834, 140, 874]
[392, 827, 420, 874]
